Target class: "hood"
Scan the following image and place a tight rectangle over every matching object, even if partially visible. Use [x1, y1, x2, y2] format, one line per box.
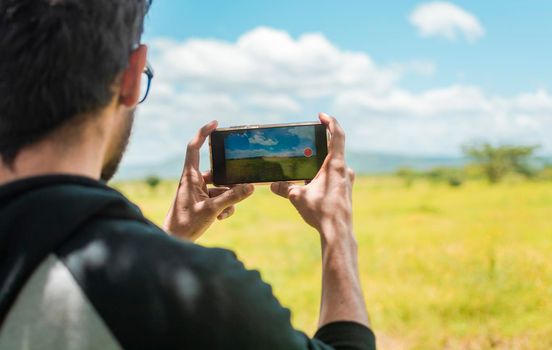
[0, 175, 147, 325]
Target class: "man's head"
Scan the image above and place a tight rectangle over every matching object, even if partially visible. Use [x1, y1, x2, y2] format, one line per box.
[0, 0, 152, 181]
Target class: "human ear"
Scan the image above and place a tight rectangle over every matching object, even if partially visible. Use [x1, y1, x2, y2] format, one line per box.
[119, 45, 148, 108]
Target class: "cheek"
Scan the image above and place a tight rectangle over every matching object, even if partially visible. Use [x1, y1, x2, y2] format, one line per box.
[111, 110, 134, 146]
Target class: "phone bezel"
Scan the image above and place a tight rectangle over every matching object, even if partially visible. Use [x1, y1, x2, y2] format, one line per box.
[209, 121, 328, 186]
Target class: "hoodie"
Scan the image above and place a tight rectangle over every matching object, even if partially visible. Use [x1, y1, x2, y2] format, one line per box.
[0, 175, 375, 350]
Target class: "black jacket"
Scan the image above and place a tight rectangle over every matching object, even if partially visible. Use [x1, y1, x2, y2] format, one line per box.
[0, 175, 376, 349]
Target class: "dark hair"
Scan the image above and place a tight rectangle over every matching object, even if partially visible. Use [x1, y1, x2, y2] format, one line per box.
[0, 0, 152, 164]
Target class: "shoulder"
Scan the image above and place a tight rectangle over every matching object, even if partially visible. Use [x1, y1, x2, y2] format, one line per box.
[55, 217, 257, 348]
[57, 216, 236, 279]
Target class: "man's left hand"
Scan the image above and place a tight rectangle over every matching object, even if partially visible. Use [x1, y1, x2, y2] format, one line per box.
[164, 121, 254, 241]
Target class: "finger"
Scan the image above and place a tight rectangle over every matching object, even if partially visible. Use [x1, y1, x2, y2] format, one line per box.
[270, 182, 294, 199]
[208, 187, 229, 198]
[202, 171, 213, 185]
[217, 206, 236, 220]
[319, 112, 345, 157]
[184, 120, 218, 170]
[348, 167, 356, 184]
[210, 184, 254, 210]
[270, 182, 304, 203]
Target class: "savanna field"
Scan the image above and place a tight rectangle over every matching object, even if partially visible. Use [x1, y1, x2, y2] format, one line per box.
[115, 177, 552, 350]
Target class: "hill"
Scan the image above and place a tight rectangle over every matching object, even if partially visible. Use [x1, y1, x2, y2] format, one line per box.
[116, 151, 469, 180]
[116, 151, 551, 180]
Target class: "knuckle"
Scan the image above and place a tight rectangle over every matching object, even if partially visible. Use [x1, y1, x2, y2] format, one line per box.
[203, 201, 218, 215]
[233, 192, 245, 201]
[277, 182, 287, 195]
[229, 188, 244, 201]
[288, 188, 304, 203]
[288, 189, 299, 200]
[182, 169, 195, 180]
[330, 159, 347, 174]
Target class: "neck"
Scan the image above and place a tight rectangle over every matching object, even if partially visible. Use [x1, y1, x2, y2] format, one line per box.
[0, 124, 108, 187]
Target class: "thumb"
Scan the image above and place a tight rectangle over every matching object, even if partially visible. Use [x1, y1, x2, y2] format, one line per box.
[209, 184, 254, 211]
[270, 182, 304, 203]
[270, 182, 294, 199]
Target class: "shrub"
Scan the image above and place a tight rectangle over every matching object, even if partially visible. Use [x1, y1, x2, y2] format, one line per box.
[423, 166, 465, 187]
[145, 175, 161, 190]
[395, 167, 417, 187]
[463, 143, 539, 183]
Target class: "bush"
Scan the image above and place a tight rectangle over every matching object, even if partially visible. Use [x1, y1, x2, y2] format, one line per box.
[395, 167, 417, 187]
[463, 143, 539, 183]
[423, 166, 465, 187]
[145, 175, 161, 190]
[448, 175, 464, 187]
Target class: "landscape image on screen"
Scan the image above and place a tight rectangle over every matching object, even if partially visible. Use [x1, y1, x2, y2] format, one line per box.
[224, 126, 320, 183]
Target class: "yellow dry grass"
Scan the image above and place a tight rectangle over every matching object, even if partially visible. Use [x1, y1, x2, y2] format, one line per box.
[115, 177, 552, 350]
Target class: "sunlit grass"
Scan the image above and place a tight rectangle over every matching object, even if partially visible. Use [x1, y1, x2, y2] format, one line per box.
[115, 177, 552, 350]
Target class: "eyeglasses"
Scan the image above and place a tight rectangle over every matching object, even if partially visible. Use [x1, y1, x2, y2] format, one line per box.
[139, 62, 154, 104]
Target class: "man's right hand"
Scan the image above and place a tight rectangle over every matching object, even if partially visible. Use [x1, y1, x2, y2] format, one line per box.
[271, 112, 370, 329]
[270, 113, 356, 244]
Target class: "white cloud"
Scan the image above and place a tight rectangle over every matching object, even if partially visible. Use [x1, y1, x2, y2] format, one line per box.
[248, 133, 278, 146]
[333, 87, 552, 155]
[152, 27, 402, 97]
[287, 126, 315, 140]
[409, 2, 485, 42]
[122, 26, 552, 171]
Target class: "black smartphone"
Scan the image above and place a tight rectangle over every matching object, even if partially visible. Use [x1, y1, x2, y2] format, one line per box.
[210, 122, 328, 186]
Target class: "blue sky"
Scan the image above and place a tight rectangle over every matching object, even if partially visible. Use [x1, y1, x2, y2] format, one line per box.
[225, 127, 317, 159]
[143, 0, 552, 95]
[123, 1, 552, 168]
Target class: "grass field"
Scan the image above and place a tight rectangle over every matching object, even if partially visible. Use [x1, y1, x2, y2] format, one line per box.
[226, 156, 319, 183]
[115, 177, 552, 350]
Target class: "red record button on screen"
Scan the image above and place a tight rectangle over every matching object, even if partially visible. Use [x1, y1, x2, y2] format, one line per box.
[304, 147, 313, 158]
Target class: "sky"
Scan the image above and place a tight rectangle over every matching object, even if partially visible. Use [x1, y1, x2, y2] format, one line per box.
[225, 127, 317, 159]
[124, 0, 552, 168]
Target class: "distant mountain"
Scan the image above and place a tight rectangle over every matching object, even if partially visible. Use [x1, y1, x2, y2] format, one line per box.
[116, 155, 187, 180]
[346, 151, 468, 175]
[115, 151, 471, 180]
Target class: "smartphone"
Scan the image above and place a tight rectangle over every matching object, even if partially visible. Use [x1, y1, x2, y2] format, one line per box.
[210, 122, 328, 186]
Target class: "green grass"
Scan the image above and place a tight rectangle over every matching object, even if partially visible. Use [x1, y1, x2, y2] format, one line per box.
[115, 177, 552, 350]
[226, 156, 319, 183]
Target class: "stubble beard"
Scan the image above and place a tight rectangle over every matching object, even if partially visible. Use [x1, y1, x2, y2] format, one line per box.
[100, 110, 135, 182]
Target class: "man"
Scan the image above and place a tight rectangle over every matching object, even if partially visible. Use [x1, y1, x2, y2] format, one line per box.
[0, 0, 376, 349]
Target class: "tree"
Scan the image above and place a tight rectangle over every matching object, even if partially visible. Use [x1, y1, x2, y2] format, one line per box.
[463, 143, 539, 183]
[395, 167, 417, 187]
[145, 175, 161, 191]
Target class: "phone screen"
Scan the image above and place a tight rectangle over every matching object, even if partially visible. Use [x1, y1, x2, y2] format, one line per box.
[210, 123, 328, 185]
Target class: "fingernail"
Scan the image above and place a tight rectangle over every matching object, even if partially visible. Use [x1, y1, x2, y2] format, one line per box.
[219, 213, 228, 220]
[244, 184, 254, 194]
